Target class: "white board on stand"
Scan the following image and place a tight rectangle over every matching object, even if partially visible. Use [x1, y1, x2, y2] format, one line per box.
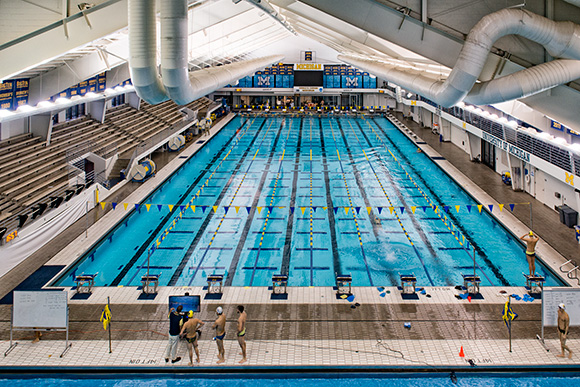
[12, 291, 68, 328]
[542, 288, 580, 327]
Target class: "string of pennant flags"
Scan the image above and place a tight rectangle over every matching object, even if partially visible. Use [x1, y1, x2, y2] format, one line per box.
[98, 201, 531, 216]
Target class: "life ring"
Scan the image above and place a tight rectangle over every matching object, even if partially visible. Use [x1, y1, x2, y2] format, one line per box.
[525, 174, 530, 183]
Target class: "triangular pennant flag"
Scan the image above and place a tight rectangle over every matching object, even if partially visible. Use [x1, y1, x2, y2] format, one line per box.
[313, 206, 317, 212]
[455, 205, 460, 213]
[400, 207, 405, 214]
[212, 206, 218, 213]
[201, 206, 207, 213]
[258, 207, 263, 214]
[278, 206, 285, 209]
[434, 206, 438, 214]
[499, 204, 504, 212]
[411, 206, 416, 214]
[477, 205, 483, 213]
[301, 207, 306, 215]
[145, 204, 151, 212]
[156, 205, 162, 212]
[235, 206, 240, 213]
[509, 203, 515, 211]
[422, 206, 427, 212]
[268, 206, 273, 213]
[466, 205, 472, 213]
[246, 207, 251, 214]
[378, 207, 383, 214]
[290, 207, 295, 214]
[135, 204, 140, 210]
[389, 207, 394, 214]
[100, 202, 106, 210]
[224, 206, 229, 214]
[345, 207, 350, 215]
[191, 205, 196, 213]
[123, 203, 129, 210]
[367, 207, 372, 215]
[488, 204, 493, 212]
[168, 205, 174, 212]
[355, 207, 361, 214]
[323, 207, 328, 211]
[444, 206, 450, 213]
[112, 202, 117, 210]
[334, 207, 339, 214]
[180, 206, 186, 211]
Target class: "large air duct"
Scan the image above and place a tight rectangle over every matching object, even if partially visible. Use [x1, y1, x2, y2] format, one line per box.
[340, 9, 580, 107]
[129, 0, 284, 105]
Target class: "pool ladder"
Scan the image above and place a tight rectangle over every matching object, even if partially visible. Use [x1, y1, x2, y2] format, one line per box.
[559, 260, 580, 285]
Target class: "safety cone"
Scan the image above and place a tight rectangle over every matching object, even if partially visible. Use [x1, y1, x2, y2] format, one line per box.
[459, 346, 465, 357]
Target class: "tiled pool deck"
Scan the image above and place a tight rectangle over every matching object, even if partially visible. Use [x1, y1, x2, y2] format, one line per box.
[0, 112, 578, 372]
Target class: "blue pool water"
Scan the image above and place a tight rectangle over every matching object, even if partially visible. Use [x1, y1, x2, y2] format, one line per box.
[1, 374, 579, 386]
[54, 115, 564, 287]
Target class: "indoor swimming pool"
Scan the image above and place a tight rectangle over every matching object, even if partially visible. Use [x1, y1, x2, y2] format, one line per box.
[54, 114, 565, 288]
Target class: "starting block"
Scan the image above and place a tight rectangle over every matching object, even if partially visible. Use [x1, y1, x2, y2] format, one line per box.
[272, 274, 288, 295]
[207, 274, 224, 294]
[141, 274, 160, 294]
[462, 274, 481, 295]
[336, 274, 352, 295]
[400, 274, 417, 294]
[524, 274, 545, 294]
[74, 274, 97, 294]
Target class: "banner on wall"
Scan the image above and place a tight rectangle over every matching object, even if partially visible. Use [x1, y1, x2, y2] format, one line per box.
[0, 80, 14, 110]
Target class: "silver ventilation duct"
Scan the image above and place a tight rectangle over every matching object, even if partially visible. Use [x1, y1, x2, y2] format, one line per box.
[340, 9, 580, 107]
[129, 0, 284, 105]
[160, 0, 283, 105]
[237, 0, 296, 35]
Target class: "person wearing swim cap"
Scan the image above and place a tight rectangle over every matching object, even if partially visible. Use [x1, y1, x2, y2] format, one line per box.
[557, 303, 573, 359]
[212, 306, 226, 364]
[520, 231, 539, 276]
[236, 305, 247, 364]
[180, 310, 204, 365]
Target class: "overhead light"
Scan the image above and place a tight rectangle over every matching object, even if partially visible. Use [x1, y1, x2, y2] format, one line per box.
[0, 109, 14, 117]
[37, 101, 54, 108]
[406, 93, 413, 98]
[498, 117, 508, 124]
[104, 88, 115, 94]
[507, 120, 518, 128]
[455, 102, 465, 108]
[56, 97, 70, 104]
[16, 105, 35, 112]
[114, 86, 125, 92]
[489, 114, 499, 121]
[553, 137, 567, 145]
[474, 108, 483, 115]
[464, 105, 475, 111]
[85, 92, 98, 98]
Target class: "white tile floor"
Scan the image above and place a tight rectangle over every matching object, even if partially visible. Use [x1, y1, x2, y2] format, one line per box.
[1, 337, 576, 368]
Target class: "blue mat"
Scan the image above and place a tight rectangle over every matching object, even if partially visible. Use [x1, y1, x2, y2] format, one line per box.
[0, 265, 65, 304]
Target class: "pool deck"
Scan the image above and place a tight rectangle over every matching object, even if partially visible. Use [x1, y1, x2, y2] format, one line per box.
[0, 111, 579, 372]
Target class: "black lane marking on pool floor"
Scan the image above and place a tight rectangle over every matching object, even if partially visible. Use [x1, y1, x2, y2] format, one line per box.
[167, 118, 267, 286]
[372, 117, 507, 286]
[281, 117, 303, 276]
[225, 120, 286, 286]
[353, 118, 439, 286]
[110, 117, 250, 287]
[318, 117, 341, 276]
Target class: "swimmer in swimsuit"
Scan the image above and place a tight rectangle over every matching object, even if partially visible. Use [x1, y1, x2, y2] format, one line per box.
[236, 305, 247, 364]
[557, 303, 573, 359]
[180, 310, 204, 365]
[520, 231, 539, 276]
[212, 306, 226, 364]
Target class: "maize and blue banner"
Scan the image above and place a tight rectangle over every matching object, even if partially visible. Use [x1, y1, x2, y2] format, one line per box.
[0, 78, 29, 110]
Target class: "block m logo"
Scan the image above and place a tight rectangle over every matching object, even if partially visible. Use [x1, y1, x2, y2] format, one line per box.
[257, 76, 270, 87]
[345, 77, 358, 87]
[566, 172, 574, 185]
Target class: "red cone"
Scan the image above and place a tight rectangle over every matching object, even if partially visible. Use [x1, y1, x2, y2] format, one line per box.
[468, 295, 472, 303]
[459, 346, 465, 357]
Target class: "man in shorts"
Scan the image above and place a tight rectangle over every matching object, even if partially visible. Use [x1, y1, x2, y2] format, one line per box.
[520, 231, 539, 276]
[557, 303, 573, 359]
[212, 306, 226, 364]
[180, 310, 204, 365]
[237, 305, 247, 364]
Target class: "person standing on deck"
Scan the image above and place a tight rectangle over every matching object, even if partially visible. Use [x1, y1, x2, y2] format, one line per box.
[236, 305, 247, 364]
[520, 231, 539, 276]
[165, 306, 183, 364]
[557, 303, 573, 359]
[213, 306, 226, 364]
[180, 310, 205, 365]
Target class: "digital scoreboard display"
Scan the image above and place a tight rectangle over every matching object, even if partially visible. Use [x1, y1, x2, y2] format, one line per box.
[293, 71, 323, 86]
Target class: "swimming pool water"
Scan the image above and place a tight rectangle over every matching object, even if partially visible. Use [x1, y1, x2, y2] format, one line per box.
[55, 115, 565, 287]
[2, 374, 580, 387]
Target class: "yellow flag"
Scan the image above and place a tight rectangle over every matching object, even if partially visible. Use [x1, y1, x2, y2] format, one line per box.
[499, 204, 504, 211]
[100, 202, 106, 210]
[168, 205, 174, 212]
[455, 205, 460, 213]
[235, 206, 240, 213]
[411, 206, 416, 214]
[100, 304, 111, 330]
[145, 204, 151, 212]
[258, 207, 263, 214]
[301, 207, 306, 215]
[212, 206, 218, 213]
[123, 203, 129, 210]
[345, 207, 350, 214]
[477, 205, 483, 213]
[389, 207, 394, 214]
[191, 205, 196, 213]
[367, 207, 372, 215]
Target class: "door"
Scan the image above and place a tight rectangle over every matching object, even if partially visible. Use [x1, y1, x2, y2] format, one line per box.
[481, 140, 495, 170]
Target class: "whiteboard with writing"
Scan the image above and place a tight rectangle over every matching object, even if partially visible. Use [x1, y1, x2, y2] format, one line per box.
[542, 288, 580, 327]
[12, 291, 68, 328]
